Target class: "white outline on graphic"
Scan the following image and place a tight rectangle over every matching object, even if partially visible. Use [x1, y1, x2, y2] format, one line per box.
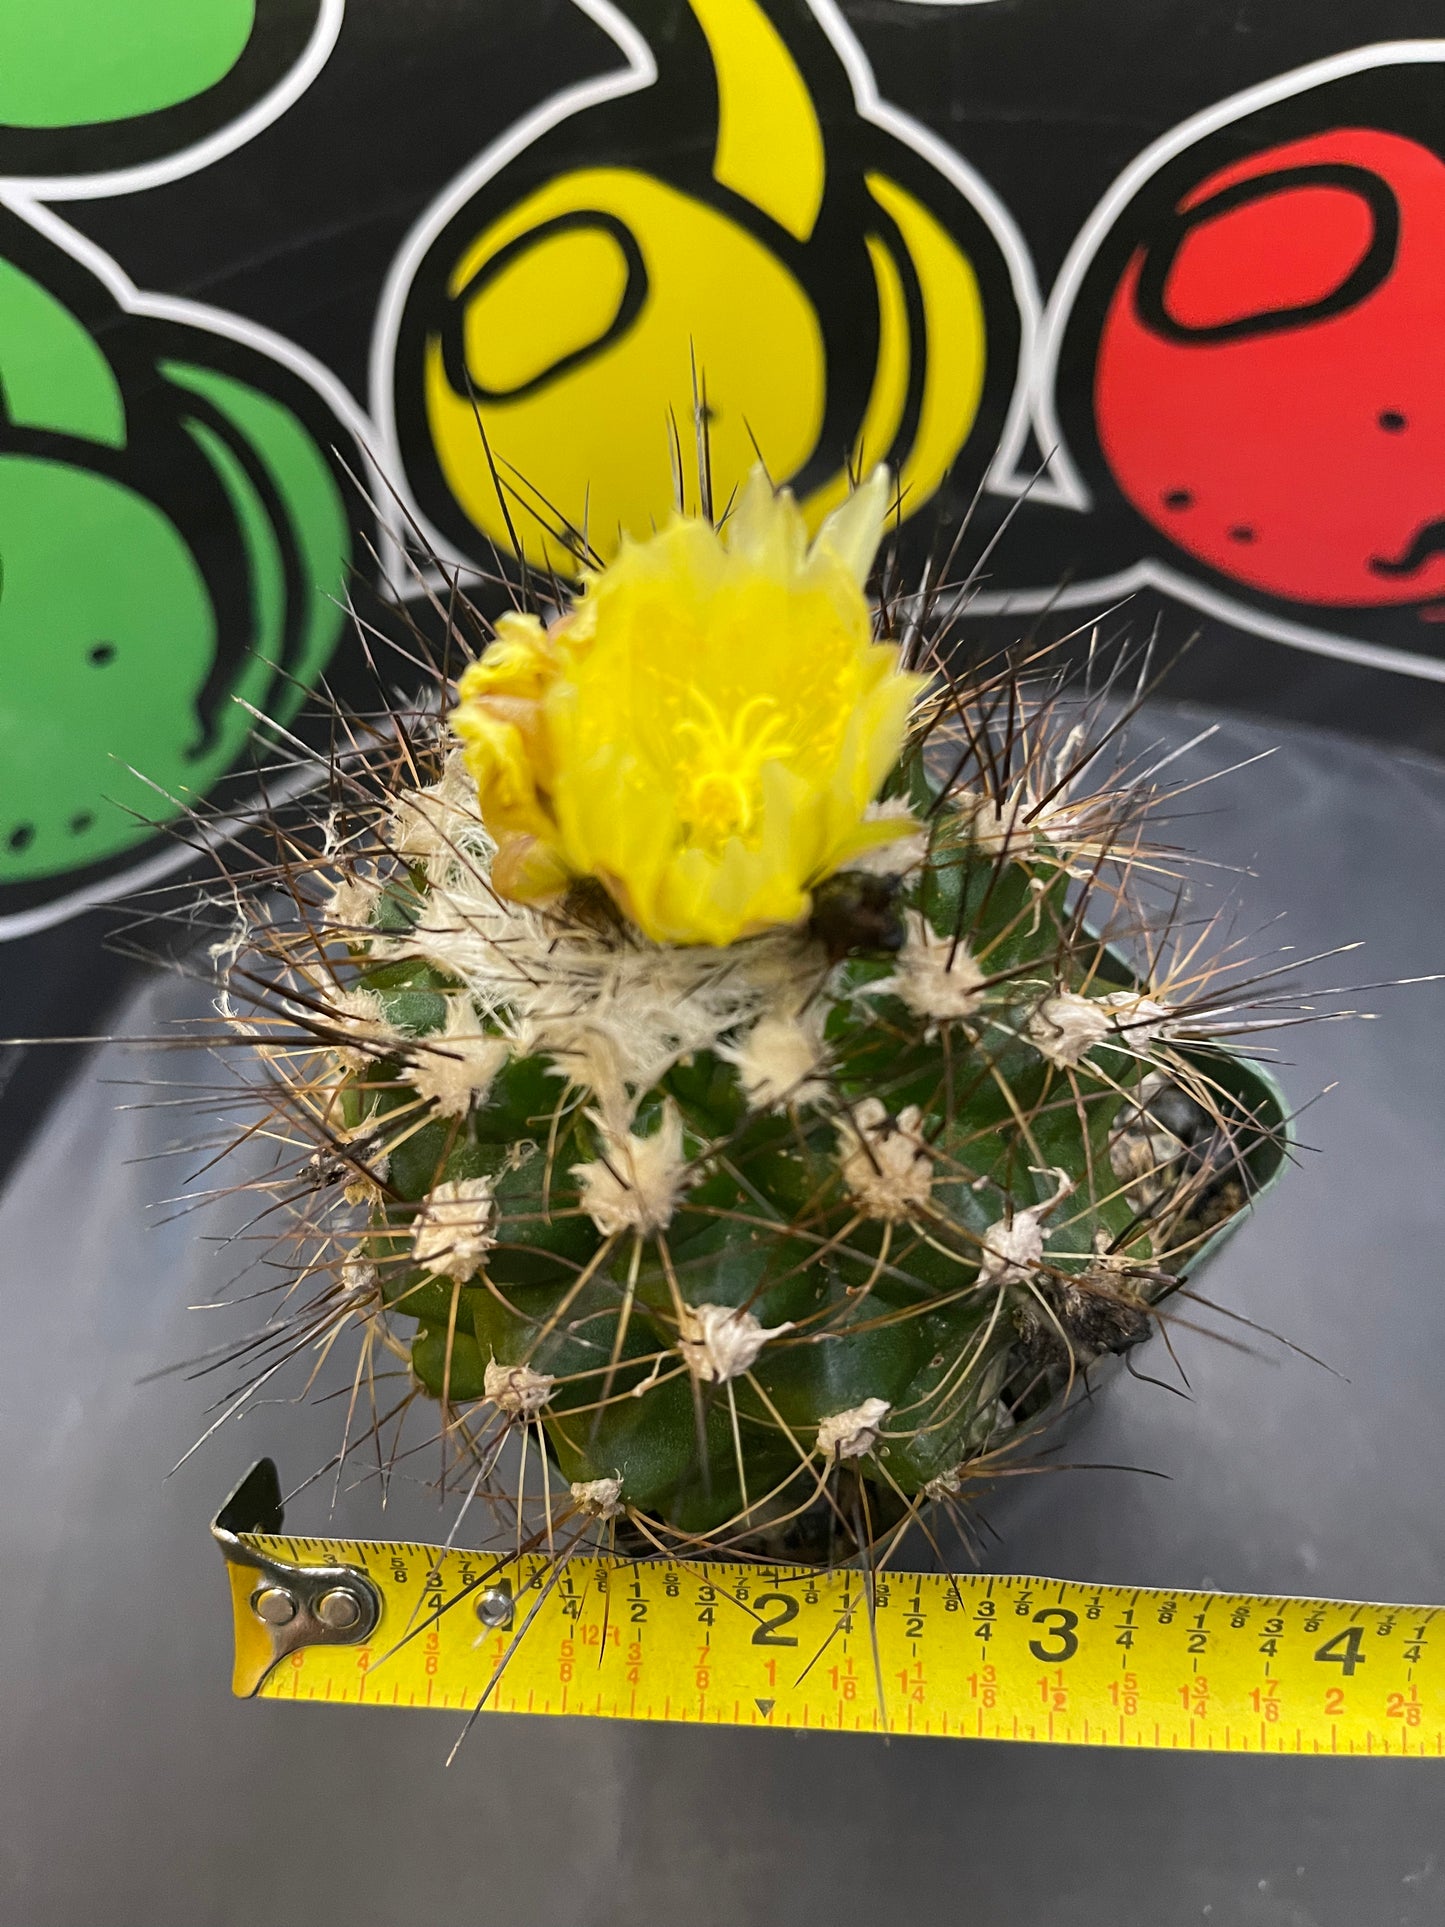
[0, 198, 391, 942]
[975, 38, 1445, 687]
[367, 0, 1060, 575]
[19, 22, 1445, 941]
[0, 0, 346, 201]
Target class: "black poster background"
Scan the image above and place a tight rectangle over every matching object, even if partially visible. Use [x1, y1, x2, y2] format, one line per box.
[5, 0, 1445, 1178]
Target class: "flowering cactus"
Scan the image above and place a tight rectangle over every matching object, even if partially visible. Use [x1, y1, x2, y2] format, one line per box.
[218, 467, 1285, 1559]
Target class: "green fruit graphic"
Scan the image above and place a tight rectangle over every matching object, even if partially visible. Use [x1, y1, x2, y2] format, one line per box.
[0, 213, 364, 903]
[0, 0, 255, 129]
[0, 0, 330, 180]
[0, 459, 216, 877]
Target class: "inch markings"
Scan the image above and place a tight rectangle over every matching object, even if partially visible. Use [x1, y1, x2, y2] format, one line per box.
[228, 1536, 1445, 1754]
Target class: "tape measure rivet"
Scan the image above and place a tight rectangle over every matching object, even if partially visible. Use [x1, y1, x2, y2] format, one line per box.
[315, 1587, 365, 1632]
[476, 1584, 514, 1631]
[251, 1585, 298, 1627]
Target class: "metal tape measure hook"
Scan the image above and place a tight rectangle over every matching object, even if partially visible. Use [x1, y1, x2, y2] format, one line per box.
[211, 1459, 382, 1696]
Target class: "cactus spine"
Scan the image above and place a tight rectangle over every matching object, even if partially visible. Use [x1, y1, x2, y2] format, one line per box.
[221, 471, 1284, 1560]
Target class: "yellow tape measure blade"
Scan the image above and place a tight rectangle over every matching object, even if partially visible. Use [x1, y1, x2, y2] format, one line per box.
[216, 1543, 1443, 1753]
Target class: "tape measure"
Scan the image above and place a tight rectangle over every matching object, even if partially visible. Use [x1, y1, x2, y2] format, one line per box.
[214, 1461, 1444, 1755]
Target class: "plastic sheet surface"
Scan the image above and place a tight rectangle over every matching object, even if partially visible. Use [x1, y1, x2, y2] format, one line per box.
[2, 704, 1443, 1926]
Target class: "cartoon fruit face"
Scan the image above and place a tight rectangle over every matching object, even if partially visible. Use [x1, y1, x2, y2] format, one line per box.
[0, 216, 362, 900]
[0, 459, 217, 876]
[423, 172, 829, 568]
[1096, 128, 1445, 607]
[390, 0, 1018, 574]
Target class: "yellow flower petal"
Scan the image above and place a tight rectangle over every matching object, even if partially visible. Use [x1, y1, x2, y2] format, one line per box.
[811, 463, 892, 587]
[450, 704, 552, 842]
[448, 466, 927, 945]
[490, 831, 572, 903]
[456, 610, 557, 700]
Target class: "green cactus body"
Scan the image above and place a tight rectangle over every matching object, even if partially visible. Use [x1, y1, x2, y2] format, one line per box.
[314, 776, 1284, 1555]
[220, 471, 1292, 1561]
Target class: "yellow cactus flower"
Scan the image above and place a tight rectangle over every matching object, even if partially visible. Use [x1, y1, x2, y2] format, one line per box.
[450, 466, 926, 946]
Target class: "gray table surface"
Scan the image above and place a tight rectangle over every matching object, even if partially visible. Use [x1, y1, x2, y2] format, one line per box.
[3, 702, 1444, 1927]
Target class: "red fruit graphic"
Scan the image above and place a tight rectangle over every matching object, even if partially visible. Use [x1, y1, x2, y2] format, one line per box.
[1095, 128, 1445, 607]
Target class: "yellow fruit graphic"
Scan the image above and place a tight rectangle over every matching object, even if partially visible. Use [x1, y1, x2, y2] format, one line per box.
[425, 170, 826, 567]
[388, 0, 1021, 573]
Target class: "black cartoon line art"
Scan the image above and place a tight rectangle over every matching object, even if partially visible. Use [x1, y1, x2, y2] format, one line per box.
[978, 40, 1445, 685]
[374, 0, 1039, 574]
